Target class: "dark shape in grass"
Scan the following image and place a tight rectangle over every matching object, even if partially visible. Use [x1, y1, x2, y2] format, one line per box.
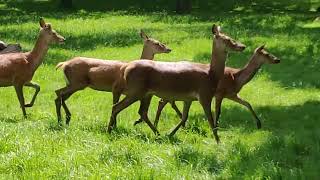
[0, 116, 21, 123]
[153, 135, 182, 145]
[99, 148, 141, 166]
[47, 122, 64, 131]
[174, 145, 223, 174]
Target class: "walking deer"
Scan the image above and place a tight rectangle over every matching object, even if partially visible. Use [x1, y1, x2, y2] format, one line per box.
[149, 45, 280, 129]
[0, 18, 65, 117]
[55, 30, 171, 125]
[108, 24, 246, 143]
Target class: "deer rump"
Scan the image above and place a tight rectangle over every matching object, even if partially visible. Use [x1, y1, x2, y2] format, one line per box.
[123, 60, 212, 101]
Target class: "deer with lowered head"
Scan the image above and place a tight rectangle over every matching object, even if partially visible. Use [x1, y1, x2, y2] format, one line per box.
[55, 30, 172, 125]
[0, 40, 22, 54]
[148, 45, 280, 129]
[108, 24, 246, 143]
[0, 18, 65, 117]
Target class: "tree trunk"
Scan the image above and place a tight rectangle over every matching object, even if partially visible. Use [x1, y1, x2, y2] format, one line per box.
[176, 0, 192, 14]
[60, 0, 73, 9]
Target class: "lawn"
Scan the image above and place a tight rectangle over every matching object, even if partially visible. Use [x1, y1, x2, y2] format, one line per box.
[0, 1, 319, 179]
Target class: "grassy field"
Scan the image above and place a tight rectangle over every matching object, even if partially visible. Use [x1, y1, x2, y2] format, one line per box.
[0, 1, 320, 179]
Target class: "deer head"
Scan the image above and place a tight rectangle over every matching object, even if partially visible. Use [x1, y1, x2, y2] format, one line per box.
[212, 24, 246, 52]
[255, 45, 280, 64]
[39, 18, 65, 44]
[140, 30, 171, 54]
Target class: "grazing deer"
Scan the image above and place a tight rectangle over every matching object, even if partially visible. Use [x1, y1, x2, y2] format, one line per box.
[55, 30, 171, 125]
[150, 45, 280, 129]
[0, 18, 65, 117]
[108, 24, 246, 143]
[0, 43, 22, 54]
[0, 40, 22, 54]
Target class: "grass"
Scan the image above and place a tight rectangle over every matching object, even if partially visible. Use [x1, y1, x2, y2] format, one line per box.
[0, 1, 320, 179]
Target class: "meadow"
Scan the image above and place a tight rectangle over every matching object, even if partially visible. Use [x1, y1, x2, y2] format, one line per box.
[0, 1, 320, 179]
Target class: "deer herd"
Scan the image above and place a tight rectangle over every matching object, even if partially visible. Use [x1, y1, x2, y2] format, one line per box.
[0, 18, 280, 143]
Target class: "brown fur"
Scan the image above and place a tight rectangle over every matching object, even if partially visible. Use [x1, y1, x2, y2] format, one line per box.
[0, 18, 65, 117]
[151, 46, 280, 129]
[139, 46, 279, 130]
[108, 24, 246, 143]
[54, 30, 171, 125]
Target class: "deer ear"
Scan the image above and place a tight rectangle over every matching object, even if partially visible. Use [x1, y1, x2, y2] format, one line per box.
[39, 17, 46, 28]
[257, 44, 265, 51]
[212, 24, 221, 35]
[140, 30, 149, 40]
[46, 23, 52, 31]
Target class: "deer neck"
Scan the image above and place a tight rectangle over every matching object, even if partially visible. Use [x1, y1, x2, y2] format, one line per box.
[140, 45, 155, 60]
[28, 34, 49, 71]
[235, 55, 262, 87]
[209, 43, 228, 82]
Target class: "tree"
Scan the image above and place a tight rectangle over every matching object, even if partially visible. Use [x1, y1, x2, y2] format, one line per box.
[176, 0, 192, 14]
[60, 0, 73, 9]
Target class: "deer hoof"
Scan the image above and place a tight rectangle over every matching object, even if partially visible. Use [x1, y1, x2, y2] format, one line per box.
[24, 103, 33, 107]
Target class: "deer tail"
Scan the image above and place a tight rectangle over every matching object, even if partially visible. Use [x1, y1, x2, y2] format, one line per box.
[55, 62, 66, 70]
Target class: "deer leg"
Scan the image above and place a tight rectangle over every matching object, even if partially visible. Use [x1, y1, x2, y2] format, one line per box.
[107, 95, 139, 133]
[153, 99, 168, 128]
[200, 97, 220, 143]
[138, 95, 160, 135]
[228, 95, 261, 129]
[111, 91, 121, 128]
[24, 82, 40, 107]
[14, 85, 27, 118]
[55, 88, 63, 125]
[133, 100, 145, 126]
[61, 92, 75, 125]
[169, 101, 192, 136]
[55, 85, 83, 125]
[215, 96, 223, 124]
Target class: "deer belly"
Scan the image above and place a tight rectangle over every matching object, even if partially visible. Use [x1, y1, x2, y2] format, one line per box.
[151, 90, 199, 101]
[88, 79, 113, 91]
[0, 72, 14, 87]
[88, 70, 117, 92]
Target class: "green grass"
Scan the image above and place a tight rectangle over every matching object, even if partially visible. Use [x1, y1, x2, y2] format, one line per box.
[0, 1, 320, 179]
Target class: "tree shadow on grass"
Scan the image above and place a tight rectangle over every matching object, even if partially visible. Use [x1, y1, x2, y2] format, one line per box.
[175, 100, 320, 177]
[219, 100, 320, 138]
[0, 116, 21, 123]
[0, 28, 142, 50]
[174, 144, 223, 175]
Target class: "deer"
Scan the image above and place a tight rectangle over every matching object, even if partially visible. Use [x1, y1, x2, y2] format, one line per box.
[55, 30, 172, 126]
[108, 24, 246, 143]
[0, 40, 22, 54]
[145, 45, 280, 129]
[0, 18, 65, 117]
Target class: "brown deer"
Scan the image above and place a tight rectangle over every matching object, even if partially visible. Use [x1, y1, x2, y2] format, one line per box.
[0, 40, 22, 54]
[0, 44, 22, 54]
[151, 45, 280, 129]
[108, 24, 246, 143]
[55, 30, 172, 125]
[0, 18, 65, 117]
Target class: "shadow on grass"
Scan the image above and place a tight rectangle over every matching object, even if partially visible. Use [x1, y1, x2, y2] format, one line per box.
[47, 122, 65, 131]
[170, 100, 320, 177]
[174, 144, 223, 174]
[0, 116, 21, 123]
[0, 28, 142, 50]
[219, 100, 320, 135]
